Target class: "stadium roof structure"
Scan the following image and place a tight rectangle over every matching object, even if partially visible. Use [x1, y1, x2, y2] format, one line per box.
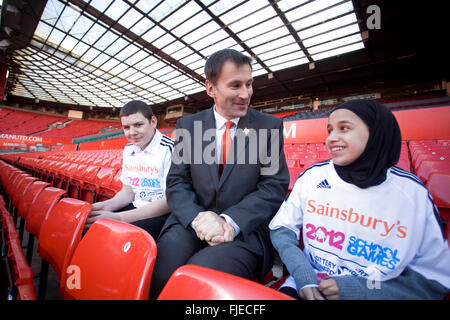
[0, 0, 448, 116]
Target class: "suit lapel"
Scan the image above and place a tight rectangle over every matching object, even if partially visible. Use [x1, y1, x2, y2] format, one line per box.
[202, 107, 220, 188]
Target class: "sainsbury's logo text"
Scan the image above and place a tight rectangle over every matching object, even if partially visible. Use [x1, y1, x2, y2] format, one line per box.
[306, 199, 407, 238]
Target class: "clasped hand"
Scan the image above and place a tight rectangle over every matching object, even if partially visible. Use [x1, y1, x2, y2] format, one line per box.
[84, 202, 121, 231]
[193, 211, 235, 246]
[299, 279, 340, 300]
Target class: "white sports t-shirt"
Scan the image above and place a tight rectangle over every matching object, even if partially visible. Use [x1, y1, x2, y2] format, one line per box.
[120, 130, 174, 208]
[270, 160, 450, 288]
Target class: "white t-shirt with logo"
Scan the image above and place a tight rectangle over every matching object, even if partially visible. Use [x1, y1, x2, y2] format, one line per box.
[270, 160, 450, 288]
[120, 130, 174, 208]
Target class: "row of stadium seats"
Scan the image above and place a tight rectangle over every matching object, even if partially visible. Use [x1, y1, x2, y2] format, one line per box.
[408, 140, 450, 224]
[2, 140, 450, 225]
[0, 108, 67, 136]
[7, 150, 124, 204]
[284, 141, 411, 172]
[284, 141, 412, 194]
[33, 119, 122, 139]
[0, 160, 292, 300]
[0, 107, 122, 139]
[1, 139, 449, 227]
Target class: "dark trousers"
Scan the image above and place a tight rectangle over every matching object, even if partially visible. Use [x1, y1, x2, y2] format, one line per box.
[117, 203, 169, 241]
[149, 222, 261, 299]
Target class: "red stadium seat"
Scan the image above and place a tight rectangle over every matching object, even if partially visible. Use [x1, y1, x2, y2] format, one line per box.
[0, 207, 37, 300]
[7, 238, 35, 288]
[67, 164, 88, 199]
[24, 186, 66, 272]
[413, 152, 450, 171]
[63, 218, 157, 300]
[97, 169, 122, 201]
[286, 159, 300, 168]
[157, 265, 294, 300]
[302, 158, 319, 171]
[3, 170, 24, 208]
[25, 187, 66, 238]
[96, 167, 118, 189]
[81, 166, 118, 203]
[16, 283, 37, 300]
[427, 172, 450, 223]
[13, 176, 38, 209]
[13, 176, 39, 240]
[53, 162, 71, 188]
[0, 194, 5, 209]
[395, 158, 411, 172]
[78, 165, 101, 203]
[10, 173, 32, 209]
[0, 165, 20, 187]
[17, 181, 49, 220]
[59, 163, 80, 192]
[37, 159, 54, 182]
[1, 209, 19, 242]
[109, 154, 123, 169]
[416, 160, 450, 183]
[37, 198, 91, 297]
[288, 167, 303, 194]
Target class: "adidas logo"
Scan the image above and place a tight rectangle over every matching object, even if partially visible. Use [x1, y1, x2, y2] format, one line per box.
[316, 179, 331, 189]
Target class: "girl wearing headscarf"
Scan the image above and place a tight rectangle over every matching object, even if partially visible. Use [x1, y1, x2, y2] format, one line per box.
[269, 100, 450, 299]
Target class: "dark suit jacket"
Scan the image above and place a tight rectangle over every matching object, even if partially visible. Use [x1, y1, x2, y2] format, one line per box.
[164, 106, 289, 278]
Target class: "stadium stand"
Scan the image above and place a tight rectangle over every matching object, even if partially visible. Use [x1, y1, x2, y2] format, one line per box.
[1, 0, 449, 304]
[0, 108, 68, 136]
[0, 107, 121, 139]
[1, 130, 449, 300]
[34, 119, 121, 139]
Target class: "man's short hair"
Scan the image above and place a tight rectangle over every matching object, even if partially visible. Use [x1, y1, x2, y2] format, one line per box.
[204, 49, 253, 85]
[120, 100, 154, 122]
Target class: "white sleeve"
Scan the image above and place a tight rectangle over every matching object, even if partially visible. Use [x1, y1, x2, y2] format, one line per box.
[161, 148, 172, 192]
[120, 148, 130, 186]
[269, 175, 305, 239]
[408, 198, 450, 288]
[163, 149, 172, 181]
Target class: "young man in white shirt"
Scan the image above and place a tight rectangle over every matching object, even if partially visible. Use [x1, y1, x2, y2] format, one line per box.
[85, 100, 173, 239]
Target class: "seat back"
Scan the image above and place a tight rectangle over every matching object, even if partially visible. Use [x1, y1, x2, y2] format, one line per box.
[157, 265, 294, 300]
[63, 218, 156, 300]
[288, 167, 303, 194]
[427, 173, 450, 208]
[37, 198, 91, 295]
[25, 187, 66, 237]
[16, 179, 43, 219]
[427, 172, 450, 223]
[416, 160, 450, 183]
[12, 175, 36, 209]
[4, 170, 24, 197]
[96, 167, 118, 189]
[98, 169, 122, 201]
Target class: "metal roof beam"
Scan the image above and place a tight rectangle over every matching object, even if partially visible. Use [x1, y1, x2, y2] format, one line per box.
[66, 0, 205, 84]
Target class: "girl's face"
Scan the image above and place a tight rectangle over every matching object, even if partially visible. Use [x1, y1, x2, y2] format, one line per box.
[326, 109, 370, 166]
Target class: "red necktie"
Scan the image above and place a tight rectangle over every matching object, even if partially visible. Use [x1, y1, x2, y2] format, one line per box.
[219, 121, 234, 177]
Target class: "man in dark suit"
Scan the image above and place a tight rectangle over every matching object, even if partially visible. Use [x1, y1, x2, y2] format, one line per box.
[150, 49, 289, 299]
